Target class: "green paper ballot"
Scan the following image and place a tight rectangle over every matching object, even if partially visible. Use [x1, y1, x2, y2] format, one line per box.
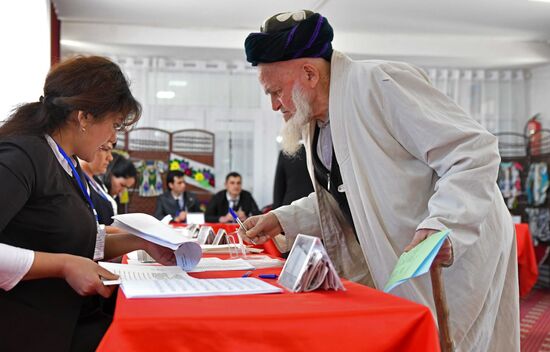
[383, 229, 450, 293]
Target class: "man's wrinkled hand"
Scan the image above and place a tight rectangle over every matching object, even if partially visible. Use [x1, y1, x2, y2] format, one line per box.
[404, 228, 453, 267]
[239, 212, 282, 245]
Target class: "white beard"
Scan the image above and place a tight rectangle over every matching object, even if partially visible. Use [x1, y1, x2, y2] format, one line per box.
[280, 86, 311, 156]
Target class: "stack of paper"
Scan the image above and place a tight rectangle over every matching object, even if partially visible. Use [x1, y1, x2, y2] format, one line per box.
[112, 213, 201, 271]
[188, 258, 254, 272]
[243, 255, 285, 269]
[128, 252, 281, 271]
[99, 262, 282, 298]
[278, 234, 344, 293]
[200, 244, 263, 254]
[383, 229, 450, 293]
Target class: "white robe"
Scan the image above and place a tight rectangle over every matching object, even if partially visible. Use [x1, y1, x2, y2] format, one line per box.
[272, 51, 520, 351]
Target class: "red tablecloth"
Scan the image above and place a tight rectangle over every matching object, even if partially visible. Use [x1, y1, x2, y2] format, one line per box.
[515, 223, 539, 297]
[173, 222, 282, 257]
[98, 266, 440, 352]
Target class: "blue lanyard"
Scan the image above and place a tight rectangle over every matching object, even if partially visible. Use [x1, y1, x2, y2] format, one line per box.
[56, 144, 99, 222]
[83, 173, 109, 201]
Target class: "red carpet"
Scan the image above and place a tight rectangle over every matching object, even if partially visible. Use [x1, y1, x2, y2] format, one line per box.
[521, 288, 550, 351]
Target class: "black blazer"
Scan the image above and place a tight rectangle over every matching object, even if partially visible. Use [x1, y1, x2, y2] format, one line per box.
[205, 190, 261, 223]
[88, 176, 115, 225]
[153, 190, 201, 221]
[273, 146, 314, 209]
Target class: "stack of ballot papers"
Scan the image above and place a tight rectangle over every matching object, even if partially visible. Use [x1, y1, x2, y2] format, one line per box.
[127, 252, 284, 271]
[99, 262, 282, 298]
[200, 244, 263, 254]
[112, 213, 202, 271]
[278, 234, 344, 293]
[126, 252, 256, 272]
[243, 255, 285, 269]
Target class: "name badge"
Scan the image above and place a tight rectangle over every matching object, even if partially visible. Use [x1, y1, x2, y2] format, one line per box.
[93, 223, 106, 261]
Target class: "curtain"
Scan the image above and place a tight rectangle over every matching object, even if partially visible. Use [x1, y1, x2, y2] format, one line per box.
[426, 67, 529, 133]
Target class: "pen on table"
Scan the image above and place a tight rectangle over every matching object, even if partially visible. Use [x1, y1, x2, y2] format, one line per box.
[258, 274, 278, 279]
[228, 208, 256, 244]
[241, 271, 253, 278]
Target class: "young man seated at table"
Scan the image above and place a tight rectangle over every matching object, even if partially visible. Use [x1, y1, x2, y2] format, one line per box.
[154, 170, 201, 223]
[205, 172, 261, 223]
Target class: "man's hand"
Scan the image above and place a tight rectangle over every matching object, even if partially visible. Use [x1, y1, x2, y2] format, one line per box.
[239, 212, 283, 245]
[236, 209, 247, 221]
[61, 255, 118, 298]
[174, 211, 187, 223]
[219, 213, 233, 223]
[404, 228, 453, 267]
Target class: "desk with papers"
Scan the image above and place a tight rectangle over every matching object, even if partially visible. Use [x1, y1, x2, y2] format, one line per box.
[97, 264, 440, 351]
[172, 222, 283, 257]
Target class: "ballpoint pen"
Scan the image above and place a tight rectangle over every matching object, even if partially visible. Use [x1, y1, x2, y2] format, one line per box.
[258, 274, 278, 279]
[228, 208, 256, 244]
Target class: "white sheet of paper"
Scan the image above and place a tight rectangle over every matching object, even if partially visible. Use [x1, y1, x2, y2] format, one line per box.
[201, 244, 263, 254]
[186, 212, 205, 225]
[188, 257, 254, 272]
[112, 213, 187, 249]
[99, 262, 282, 298]
[160, 214, 173, 225]
[112, 213, 201, 271]
[243, 255, 285, 269]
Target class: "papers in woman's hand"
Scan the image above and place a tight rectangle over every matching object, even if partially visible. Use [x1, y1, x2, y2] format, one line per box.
[99, 262, 282, 298]
[112, 213, 201, 271]
[278, 234, 344, 293]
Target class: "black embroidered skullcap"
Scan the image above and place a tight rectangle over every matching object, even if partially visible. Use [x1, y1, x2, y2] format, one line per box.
[244, 10, 334, 66]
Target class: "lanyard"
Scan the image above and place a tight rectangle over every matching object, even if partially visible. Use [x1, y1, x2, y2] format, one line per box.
[56, 144, 99, 222]
[83, 173, 109, 201]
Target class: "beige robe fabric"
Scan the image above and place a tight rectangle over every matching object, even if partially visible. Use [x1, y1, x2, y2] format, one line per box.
[272, 51, 519, 351]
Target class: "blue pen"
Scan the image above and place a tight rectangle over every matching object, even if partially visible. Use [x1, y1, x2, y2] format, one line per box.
[258, 274, 278, 279]
[229, 208, 256, 244]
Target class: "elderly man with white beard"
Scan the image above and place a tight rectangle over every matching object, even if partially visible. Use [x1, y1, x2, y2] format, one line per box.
[241, 10, 519, 352]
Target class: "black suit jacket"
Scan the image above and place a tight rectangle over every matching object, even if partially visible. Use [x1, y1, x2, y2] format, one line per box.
[205, 190, 261, 223]
[273, 146, 314, 209]
[154, 190, 201, 221]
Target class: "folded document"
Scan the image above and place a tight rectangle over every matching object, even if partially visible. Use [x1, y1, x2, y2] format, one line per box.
[278, 234, 344, 293]
[383, 229, 450, 293]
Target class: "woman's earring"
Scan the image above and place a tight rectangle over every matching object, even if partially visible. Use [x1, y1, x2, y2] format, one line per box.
[81, 127, 86, 132]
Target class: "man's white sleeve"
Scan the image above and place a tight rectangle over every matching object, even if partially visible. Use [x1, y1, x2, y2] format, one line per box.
[0, 243, 34, 291]
[271, 191, 321, 241]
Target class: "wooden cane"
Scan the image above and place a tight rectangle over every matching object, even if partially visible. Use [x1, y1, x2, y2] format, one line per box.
[430, 264, 454, 352]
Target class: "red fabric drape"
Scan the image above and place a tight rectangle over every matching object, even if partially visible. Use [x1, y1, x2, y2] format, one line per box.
[98, 266, 440, 352]
[515, 223, 539, 297]
[50, 2, 60, 66]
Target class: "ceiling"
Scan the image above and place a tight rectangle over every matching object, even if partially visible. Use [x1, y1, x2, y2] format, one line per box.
[54, 0, 550, 68]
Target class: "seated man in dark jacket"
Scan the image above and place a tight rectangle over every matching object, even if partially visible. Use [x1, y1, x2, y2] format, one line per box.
[154, 170, 201, 223]
[205, 172, 261, 223]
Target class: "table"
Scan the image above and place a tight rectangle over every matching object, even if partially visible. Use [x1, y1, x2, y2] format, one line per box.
[515, 223, 539, 297]
[97, 266, 440, 351]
